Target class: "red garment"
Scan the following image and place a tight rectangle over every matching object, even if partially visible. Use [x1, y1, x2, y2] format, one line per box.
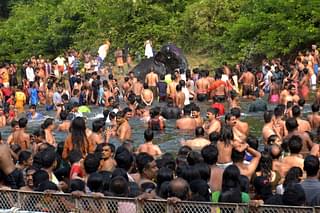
[211, 103, 225, 116]
[8, 110, 15, 119]
[2, 87, 11, 97]
[208, 80, 226, 92]
[6, 98, 14, 106]
[69, 163, 84, 179]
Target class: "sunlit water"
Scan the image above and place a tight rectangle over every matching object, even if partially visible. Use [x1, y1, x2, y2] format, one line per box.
[2, 92, 315, 154]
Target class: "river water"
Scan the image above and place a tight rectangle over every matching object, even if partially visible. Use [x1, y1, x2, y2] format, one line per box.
[2, 95, 314, 153]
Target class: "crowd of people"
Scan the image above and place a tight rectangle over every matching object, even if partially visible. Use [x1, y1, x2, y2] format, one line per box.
[0, 43, 319, 210]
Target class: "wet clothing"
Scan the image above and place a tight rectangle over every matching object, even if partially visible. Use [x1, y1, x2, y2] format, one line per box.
[161, 106, 181, 119]
[157, 81, 167, 101]
[148, 117, 161, 130]
[197, 93, 208, 102]
[211, 103, 225, 116]
[5, 169, 25, 189]
[30, 88, 39, 105]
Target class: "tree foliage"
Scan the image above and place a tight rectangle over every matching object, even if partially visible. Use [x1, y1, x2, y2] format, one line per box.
[0, 0, 318, 65]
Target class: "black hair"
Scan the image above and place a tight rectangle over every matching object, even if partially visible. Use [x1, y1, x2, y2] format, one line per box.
[183, 104, 192, 115]
[84, 153, 100, 174]
[115, 149, 134, 172]
[285, 118, 298, 132]
[264, 111, 273, 123]
[189, 179, 210, 201]
[288, 135, 302, 154]
[69, 179, 85, 192]
[68, 150, 82, 165]
[304, 155, 319, 177]
[178, 146, 192, 158]
[187, 151, 203, 166]
[195, 162, 211, 181]
[144, 128, 154, 142]
[111, 168, 129, 181]
[92, 119, 105, 133]
[231, 149, 245, 163]
[33, 170, 49, 188]
[283, 167, 303, 188]
[178, 165, 201, 183]
[168, 178, 190, 200]
[247, 135, 259, 150]
[209, 131, 220, 144]
[274, 105, 285, 117]
[230, 107, 241, 118]
[87, 172, 104, 192]
[18, 117, 28, 128]
[35, 181, 58, 192]
[18, 150, 32, 164]
[291, 105, 301, 118]
[201, 145, 218, 165]
[282, 183, 306, 206]
[41, 149, 56, 169]
[311, 103, 320, 113]
[219, 165, 242, 203]
[60, 111, 68, 121]
[157, 167, 174, 191]
[220, 125, 234, 146]
[136, 153, 154, 174]
[195, 127, 205, 137]
[109, 176, 128, 197]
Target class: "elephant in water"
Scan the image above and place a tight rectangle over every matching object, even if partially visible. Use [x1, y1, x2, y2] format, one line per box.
[133, 44, 188, 81]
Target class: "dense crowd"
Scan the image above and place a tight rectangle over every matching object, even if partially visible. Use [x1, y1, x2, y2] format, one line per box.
[0, 43, 319, 209]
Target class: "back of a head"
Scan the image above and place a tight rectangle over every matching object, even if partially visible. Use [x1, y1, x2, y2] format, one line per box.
[69, 179, 86, 192]
[178, 146, 192, 158]
[136, 152, 154, 174]
[168, 178, 190, 200]
[195, 127, 205, 137]
[18, 117, 28, 128]
[291, 105, 301, 118]
[274, 105, 285, 117]
[247, 135, 259, 150]
[312, 103, 320, 113]
[201, 145, 218, 165]
[111, 168, 129, 181]
[264, 111, 274, 123]
[209, 131, 220, 144]
[41, 149, 56, 169]
[179, 165, 201, 183]
[285, 118, 298, 132]
[109, 176, 128, 197]
[222, 165, 241, 190]
[87, 172, 104, 192]
[84, 153, 100, 174]
[189, 179, 210, 201]
[187, 151, 203, 166]
[288, 135, 302, 154]
[304, 155, 319, 177]
[115, 149, 133, 172]
[157, 167, 174, 187]
[144, 128, 154, 142]
[183, 104, 192, 116]
[36, 180, 58, 192]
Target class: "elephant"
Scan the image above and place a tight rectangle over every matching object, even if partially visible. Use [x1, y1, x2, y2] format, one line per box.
[132, 44, 188, 81]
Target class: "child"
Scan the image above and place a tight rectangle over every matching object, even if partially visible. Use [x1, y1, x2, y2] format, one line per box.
[69, 150, 84, 180]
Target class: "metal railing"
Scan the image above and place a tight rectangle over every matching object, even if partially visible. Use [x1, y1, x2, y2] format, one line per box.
[0, 190, 318, 213]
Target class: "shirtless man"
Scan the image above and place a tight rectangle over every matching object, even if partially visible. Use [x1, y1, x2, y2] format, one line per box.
[6, 120, 19, 145]
[175, 84, 185, 109]
[57, 111, 71, 132]
[0, 107, 6, 127]
[284, 118, 313, 156]
[195, 71, 209, 102]
[141, 83, 154, 106]
[284, 84, 300, 105]
[0, 144, 24, 189]
[122, 76, 131, 99]
[8, 118, 31, 150]
[262, 111, 282, 144]
[231, 107, 249, 142]
[181, 127, 210, 151]
[132, 79, 143, 97]
[167, 75, 178, 100]
[208, 72, 228, 102]
[204, 108, 221, 134]
[116, 111, 132, 142]
[280, 82, 290, 105]
[232, 142, 261, 180]
[99, 143, 117, 172]
[88, 119, 105, 146]
[239, 67, 255, 99]
[103, 80, 113, 107]
[191, 105, 203, 127]
[308, 103, 320, 130]
[176, 105, 197, 130]
[137, 129, 162, 158]
[291, 105, 311, 133]
[145, 67, 159, 100]
[279, 135, 304, 177]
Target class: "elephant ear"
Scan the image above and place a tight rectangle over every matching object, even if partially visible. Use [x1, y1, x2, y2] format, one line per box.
[154, 52, 166, 65]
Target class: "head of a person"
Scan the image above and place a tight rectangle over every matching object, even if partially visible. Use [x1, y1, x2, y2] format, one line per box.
[195, 126, 205, 137]
[291, 105, 301, 118]
[288, 84, 296, 95]
[207, 108, 219, 120]
[33, 170, 49, 189]
[157, 167, 174, 189]
[109, 176, 129, 197]
[70, 117, 86, 149]
[312, 102, 320, 113]
[209, 131, 220, 144]
[183, 104, 192, 116]
[18, 117, 28, 128]
[41, 149, 57, 169]
[225, 113, 237, 127]
[87, 172, 104, 193]
[253, 175, 272, 201]
[178, 165, 201, 183]
[186, 151, 203, 166]
[283, 167, 303, 188]
[189, 179, 210, 201]
[29, 104, 37, 114]
[68, 150, 82, 165]
[288, 135, 303, 154]
[264, 111, 274, 123]
[231, 149, 245, 163]
[18, 150, 33, 167]
[144, 128, 153, 142]
[168, 178, 190, 200]
[25, 167, 37, 188]
[269, 144, 282, 159]
[274, 105, 285, 118]
[69, 179, 86, 193]
[219, 165, 242, 203]
[92, 119, 105, 133]
[285, 118, 298, 132]
[115, 149, 134, 172]
[178, 146, 192, 158]
[220, 125, 234, 145]
[136, 153, 158, 180]
[84, 153, 100, 175]
[195, 162, 211, 182]
[267, 134, 282, 146]
[41, 118, 55, 131]
[304, 155, 320, 177]
[60, 110, 69, 121]
[230, 107, 241, 119]
[258, 151, 273, 177]
[201, 145, 218, 165]
[96, 143, 114, 160]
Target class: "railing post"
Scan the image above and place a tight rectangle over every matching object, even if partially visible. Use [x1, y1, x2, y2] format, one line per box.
[74, 196, 80, 213]
[136, 198, 142, 213]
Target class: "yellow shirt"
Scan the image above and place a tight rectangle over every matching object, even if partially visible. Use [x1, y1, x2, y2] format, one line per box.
[15, 91, 26, 109]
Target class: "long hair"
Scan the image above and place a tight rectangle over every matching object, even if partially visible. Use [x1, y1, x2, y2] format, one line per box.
[219, 165, 242, 203]
[259, 151, 273, 179]
[70, 117, 88, 155]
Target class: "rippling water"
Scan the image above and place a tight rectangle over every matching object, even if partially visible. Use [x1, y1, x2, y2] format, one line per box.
[2, 93, 314, 154]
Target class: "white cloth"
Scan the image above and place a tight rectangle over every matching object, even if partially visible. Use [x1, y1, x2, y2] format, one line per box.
[26, 67, 35, 82]
[182, 87, 190, 105]
[98, 44, 109, 61]
[145, 40, 153, 58]
[55, 56, 65, 66]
